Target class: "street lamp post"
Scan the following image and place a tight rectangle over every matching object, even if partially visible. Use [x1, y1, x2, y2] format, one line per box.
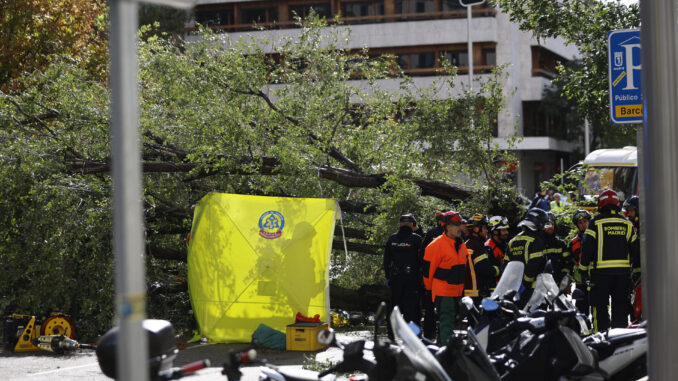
[640, 0, 678, 378]
[459, 0, 485, 91]
[109, 1, 194, 380]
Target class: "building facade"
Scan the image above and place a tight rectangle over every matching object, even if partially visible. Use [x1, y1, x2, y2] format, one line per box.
[190, 0, 582, 195]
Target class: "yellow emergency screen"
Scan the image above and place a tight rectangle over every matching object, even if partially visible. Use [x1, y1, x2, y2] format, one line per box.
[187, 193, 337, 342]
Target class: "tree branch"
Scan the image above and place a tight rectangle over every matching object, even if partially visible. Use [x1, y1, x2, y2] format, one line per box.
[69, 158, 472, 201]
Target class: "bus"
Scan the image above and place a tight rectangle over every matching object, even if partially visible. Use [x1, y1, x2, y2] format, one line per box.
[571, 146, 638, 208]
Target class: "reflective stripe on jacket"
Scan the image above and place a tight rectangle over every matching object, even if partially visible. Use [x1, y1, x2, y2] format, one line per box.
[467, 236, 500, 294]
[507, 230, 546, 286]
[580, 209, 640, 275]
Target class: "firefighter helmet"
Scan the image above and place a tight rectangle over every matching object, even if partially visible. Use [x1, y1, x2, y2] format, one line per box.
[571, 209, 592, 225]
[518, 208, 549, 231]
[468, 213, 489, 227]
[441, 211, 464, 226]
[488, 216, 509, 231]
[598, 189, 621, 211]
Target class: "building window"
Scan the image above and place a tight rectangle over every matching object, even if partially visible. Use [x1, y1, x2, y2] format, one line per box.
[241, 7, 278, 25]
[442, 50, 468, 67]
[483, 49, 496, 66]
[395, 0, 435, 13]
[342, 1, 385, 17]
[195, 8, 234, 26]
[531, 46, 567, 78]
[398, 52, 436, 71]
[289, 2, 332, 19]
[522, 101, 569, 139]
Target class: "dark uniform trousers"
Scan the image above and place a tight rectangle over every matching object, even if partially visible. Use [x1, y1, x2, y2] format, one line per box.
[581, 209, 639, 333]
[589, 273, 631, 331]
[390, 272, 422, 324]
[384, 226, 423, 339]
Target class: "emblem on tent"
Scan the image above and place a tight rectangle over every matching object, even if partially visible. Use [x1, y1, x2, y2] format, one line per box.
[259, 210, 285, 239]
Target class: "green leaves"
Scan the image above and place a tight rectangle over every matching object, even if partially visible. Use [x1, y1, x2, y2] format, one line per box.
[0, 14, 521, 331]
[491, 0, 639, 148]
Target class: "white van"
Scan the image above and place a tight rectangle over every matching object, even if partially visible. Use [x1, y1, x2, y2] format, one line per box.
[572, 146, 638, 204]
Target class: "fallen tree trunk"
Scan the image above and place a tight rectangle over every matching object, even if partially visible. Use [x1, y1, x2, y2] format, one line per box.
[147, 279, 389, 313]
[329, 284, 390, 312]
[69, 159, 472, 202]
[147, 239, 381, 262]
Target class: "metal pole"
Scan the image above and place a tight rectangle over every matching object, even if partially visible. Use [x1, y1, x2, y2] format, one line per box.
[640, 0, 678, 379]
[110, 1, 148, 380]
[467, 4, 473, 90]
[584, 118, 590, 155]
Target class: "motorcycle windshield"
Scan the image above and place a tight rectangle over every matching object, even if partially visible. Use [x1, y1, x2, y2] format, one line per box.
[390, 306, 451, 381]
[491, 261, 525, 300]
[525, 273, 559, 312]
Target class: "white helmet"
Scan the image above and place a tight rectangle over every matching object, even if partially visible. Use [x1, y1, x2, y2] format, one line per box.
[489, 216, 509, 231]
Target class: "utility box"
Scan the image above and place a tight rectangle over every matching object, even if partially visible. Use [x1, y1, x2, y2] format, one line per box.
[285, 322, 329, 351]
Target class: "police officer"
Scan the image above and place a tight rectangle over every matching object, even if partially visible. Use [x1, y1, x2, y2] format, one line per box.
[569, 209, 592, 316]
[419, 211, 446, 340]
[486, 216, 510, 266]
[580, 190, 640, 332]
[384, 213, 423, 325]
[466, 214, 500, 299]
[423, 211, 467, 346]
[544, 212, 570, 283]
[507, 208, 548, 307]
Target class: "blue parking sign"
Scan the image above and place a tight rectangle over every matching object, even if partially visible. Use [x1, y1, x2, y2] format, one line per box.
[608, 29, 642, 124]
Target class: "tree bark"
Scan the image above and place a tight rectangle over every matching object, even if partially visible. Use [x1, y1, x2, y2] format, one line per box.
[147, 279, 390, 313]
[69, 159, 472, 201]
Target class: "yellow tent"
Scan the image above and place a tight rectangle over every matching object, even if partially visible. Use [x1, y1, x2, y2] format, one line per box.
[187, 193, 337, 342]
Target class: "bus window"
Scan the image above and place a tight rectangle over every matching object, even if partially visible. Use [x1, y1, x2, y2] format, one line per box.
[581, 167, 636, 201]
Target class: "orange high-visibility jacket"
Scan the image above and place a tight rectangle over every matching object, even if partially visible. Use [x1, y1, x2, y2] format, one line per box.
[424, 233, 468, 302]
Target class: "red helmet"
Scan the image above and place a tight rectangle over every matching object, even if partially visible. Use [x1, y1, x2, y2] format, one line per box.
[441, 211, 463, 226]
[598, 189, 621, 210]
[435, 210, 444, 226]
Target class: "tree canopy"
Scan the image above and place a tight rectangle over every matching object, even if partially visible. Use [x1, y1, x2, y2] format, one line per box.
[0, 0, 108, 91]
[491, 0, 640, 148]
[0, 16, 519, 338]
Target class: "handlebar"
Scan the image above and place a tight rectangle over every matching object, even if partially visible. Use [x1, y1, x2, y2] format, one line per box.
[490, 309, 577, 339]
[317, 340, 376, 378]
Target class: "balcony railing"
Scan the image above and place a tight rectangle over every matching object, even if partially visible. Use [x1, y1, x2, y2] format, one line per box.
[188, 8, 497, 33]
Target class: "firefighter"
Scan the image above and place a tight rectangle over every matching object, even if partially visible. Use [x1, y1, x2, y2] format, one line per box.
[419, 210, 446, 340]
[384, 213, 423, 326]
[580, 189, 640, 332]
[465, 214, 500, 300]
[507, 208, 548, 307]
[623, 196, 640, 232]
[486, 215, 510, 266]
[424, 211, 467, 346]
[569, 209, 592, 316]
[544, 212, 570, 283]
[623, 195, 641, 322]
